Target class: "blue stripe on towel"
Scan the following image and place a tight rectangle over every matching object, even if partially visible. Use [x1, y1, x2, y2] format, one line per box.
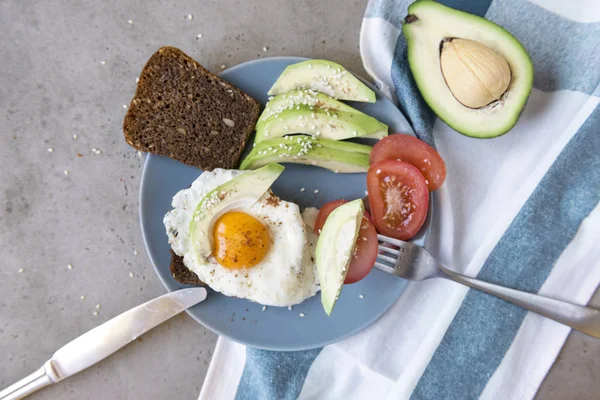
[365, 0, 412, 30]
[487, 0, 600, 95]
[235, 347, 322, 400]
[411, 106, 600, 400]
[365, 0, 492, 29]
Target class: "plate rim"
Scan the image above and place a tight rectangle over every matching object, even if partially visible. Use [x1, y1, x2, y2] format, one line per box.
[139, 56, 430, 351]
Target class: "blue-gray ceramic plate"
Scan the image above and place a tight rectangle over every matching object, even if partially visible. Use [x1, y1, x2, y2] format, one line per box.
[139, 57, 430, 351]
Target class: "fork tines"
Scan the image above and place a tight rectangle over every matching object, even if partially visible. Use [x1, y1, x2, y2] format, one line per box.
[375, 234, 414, 272]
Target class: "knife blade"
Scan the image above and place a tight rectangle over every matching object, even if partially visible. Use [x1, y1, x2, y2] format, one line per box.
[0, 287, 207, 400]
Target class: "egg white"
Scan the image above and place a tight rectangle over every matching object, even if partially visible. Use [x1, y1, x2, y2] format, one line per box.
[164, 169, 319, 306]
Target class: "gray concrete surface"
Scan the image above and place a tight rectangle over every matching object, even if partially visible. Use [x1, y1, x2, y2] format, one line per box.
[0, 1, 598, 399]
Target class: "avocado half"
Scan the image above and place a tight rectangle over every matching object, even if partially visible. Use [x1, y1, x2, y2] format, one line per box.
[403, 1, 534, 138]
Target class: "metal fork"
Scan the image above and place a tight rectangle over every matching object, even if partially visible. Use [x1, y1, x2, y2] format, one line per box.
[375, 234, 600, 338]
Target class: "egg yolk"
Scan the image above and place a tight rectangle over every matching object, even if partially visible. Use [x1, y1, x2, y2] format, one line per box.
[213, 211, 270, 269]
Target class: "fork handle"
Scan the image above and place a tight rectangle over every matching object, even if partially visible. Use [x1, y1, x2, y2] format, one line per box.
[438, 265, 600, 338]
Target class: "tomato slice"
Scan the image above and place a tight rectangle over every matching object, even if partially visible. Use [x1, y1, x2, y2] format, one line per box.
[314, 200, 377, 284]
[314, 199, 347, 235]
[369, 134, 446, 191]
[367, 160, 429, 240]
[346, 217, 378, 283]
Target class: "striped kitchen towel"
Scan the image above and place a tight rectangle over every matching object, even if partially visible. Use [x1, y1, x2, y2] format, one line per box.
[199, 0, 600, 399]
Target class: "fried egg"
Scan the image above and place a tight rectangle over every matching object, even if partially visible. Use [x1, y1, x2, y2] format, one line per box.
[164, 169, 319, 306]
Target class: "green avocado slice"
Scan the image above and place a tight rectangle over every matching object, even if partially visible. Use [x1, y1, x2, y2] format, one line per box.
[268, 60, 376, 102]
[403, 0, 534, 138]
[316, 199, 364, 315]
[256, 89, 365, 133]
[240, 136, 372, 173]
[254, 105, 387, 143]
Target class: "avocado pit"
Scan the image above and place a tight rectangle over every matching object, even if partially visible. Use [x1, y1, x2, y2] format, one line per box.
[439, 38, 511, 109]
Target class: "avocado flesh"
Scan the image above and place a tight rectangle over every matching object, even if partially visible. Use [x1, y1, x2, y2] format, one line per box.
[268, 60, 376, 102]
[255, 105, 388, 143]
[241, 136, 372, 173]
[257, 89, 365, 133]
[403, 0, 533, 138]
[315, 199, 364, 315]
[189, 163, 285, 260]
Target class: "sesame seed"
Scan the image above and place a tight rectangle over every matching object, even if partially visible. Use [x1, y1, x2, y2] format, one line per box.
[133, 249, 138, 256]
[288, 306, 293, 311]
[262, 46, 268, 52]
[299, 313, 305, 317]
[359, 294, 364, 299]
[73, 134, 78, 139]
[376, 169, 381, 174]
[93, 311, 98, 316]
[334, 170, 339, 173]
[220, 64, 226, 70]
[187, 14, 193, 20]
[196, 33, 203, 39]
[262, 305, 267, 311]
[353, 130, 358, 136]
[129, 272, 134, 278]
[136, 77, 139, 83]
[18, 268, 24, 273]
[313, 189, 319, 194]
[128, 19, 134, 24]
[300, 188, 305, 192]
[96, 304, 101, 309]
[47, 148, 54, 152]
[67, 264, 73, 270]
[307, 64, 312, 69]
[100, 61, 106, 65]
[137, 151, 142, 157]
[122, 104, 127, 109]
[80, 295, 85, 300]
[64, 170, 69, 176]
[365, 190, 369, 196]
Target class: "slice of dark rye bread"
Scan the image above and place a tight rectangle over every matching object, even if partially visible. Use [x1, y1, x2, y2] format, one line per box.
[170, 250, 204, 286]
[123, 46, 260, 170]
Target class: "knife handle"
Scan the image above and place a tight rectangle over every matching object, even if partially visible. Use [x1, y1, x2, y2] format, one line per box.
[0, 363, 53, 400]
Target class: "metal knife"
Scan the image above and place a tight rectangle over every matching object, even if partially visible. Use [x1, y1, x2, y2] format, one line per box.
[0, 287, 207, 400]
